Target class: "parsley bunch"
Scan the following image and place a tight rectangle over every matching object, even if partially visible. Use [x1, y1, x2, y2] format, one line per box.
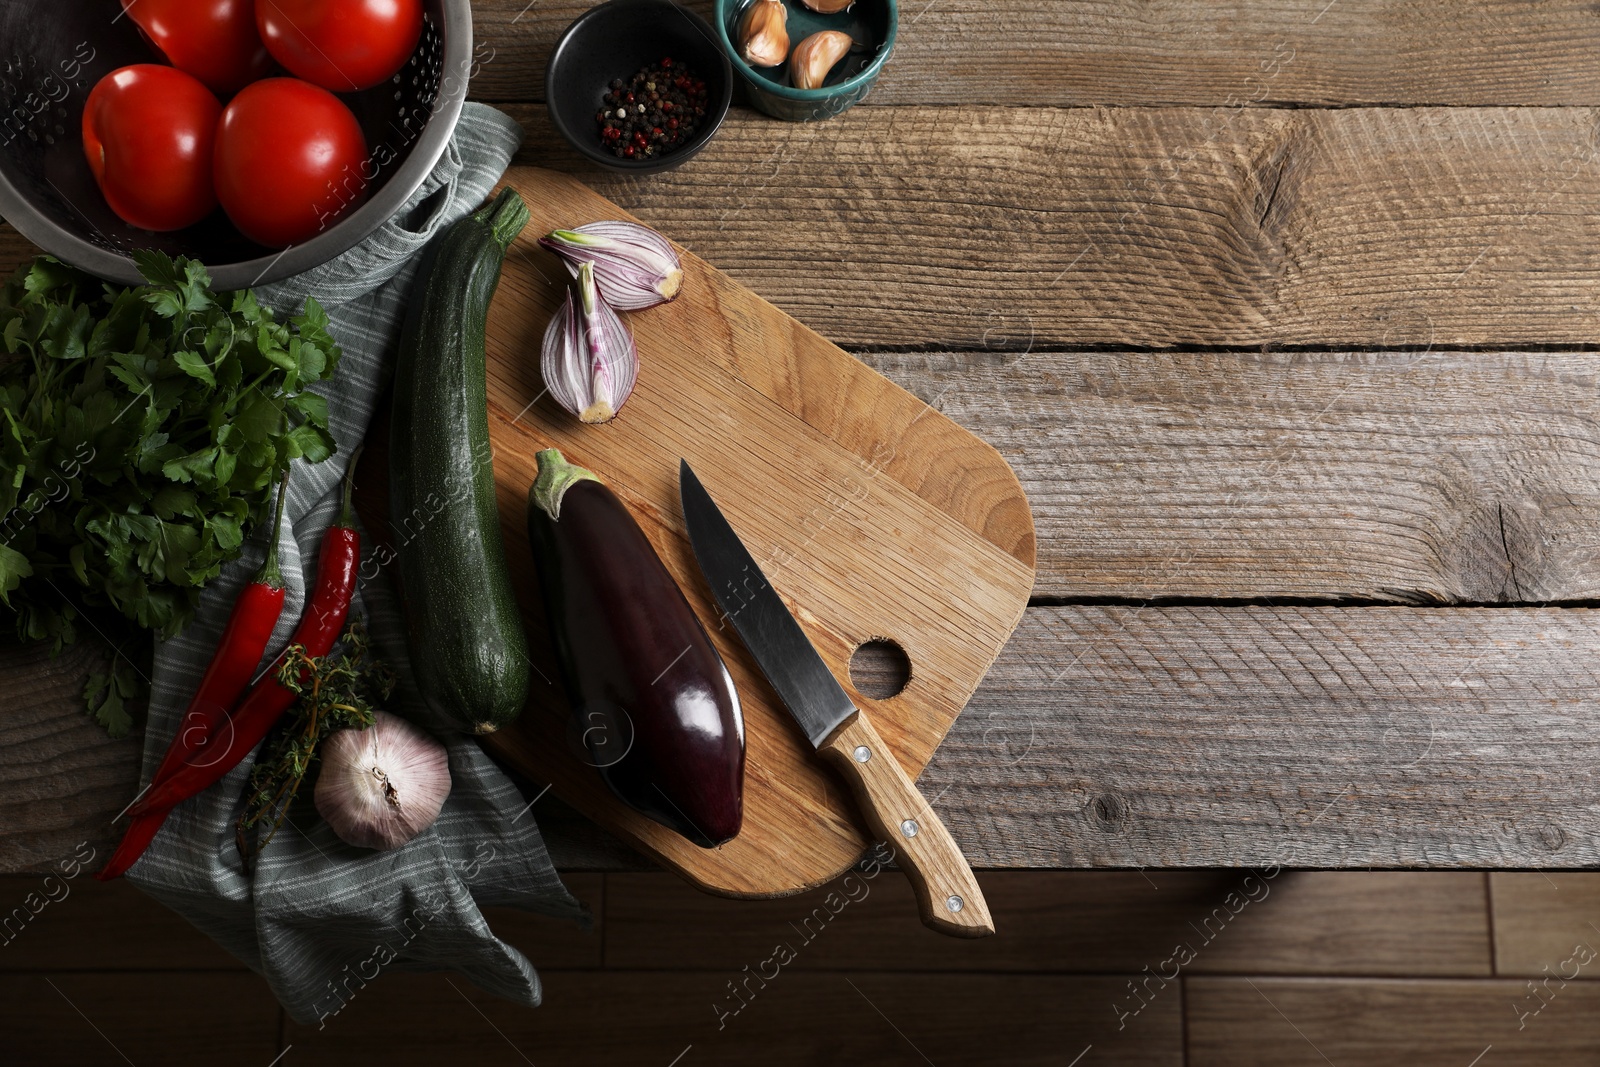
[0, 253, 341, 728]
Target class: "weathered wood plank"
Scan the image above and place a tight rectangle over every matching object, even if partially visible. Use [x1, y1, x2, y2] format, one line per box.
[1188, 872, 1492, 977]
[8, 605, 1600, 872]
[502, 103, 1600, 349]
[471, 1, 1600, 107]
[868, 348, 1600, 603]
[0, 973, 280, 1065]
[1488, 873, 1600, 978]
[604, 870, 1491, 976]
[0, 640, 137, 874]
[0, 873, 246, 970]
[14, 104, 1600, 348]
[285, 970, 1181, 1065]
[924, 605, 1600, 868]
[0, 869, 603, 970]
[1188, 976, 1600, 1065]
[0, 870, 601, 972]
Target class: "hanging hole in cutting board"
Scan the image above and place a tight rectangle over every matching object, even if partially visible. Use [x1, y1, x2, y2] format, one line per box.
[849, 638, 912, 700]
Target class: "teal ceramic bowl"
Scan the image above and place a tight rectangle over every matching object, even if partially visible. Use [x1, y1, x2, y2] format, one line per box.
[715, 0, 897, 122]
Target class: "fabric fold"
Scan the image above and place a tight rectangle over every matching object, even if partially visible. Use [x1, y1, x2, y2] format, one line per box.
[127, 103, 584, 1027]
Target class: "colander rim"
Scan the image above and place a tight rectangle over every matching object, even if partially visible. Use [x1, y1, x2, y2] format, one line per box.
[0, 0, 473, 292]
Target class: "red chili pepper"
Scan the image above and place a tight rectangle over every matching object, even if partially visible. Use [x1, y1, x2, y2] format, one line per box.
[125, 456, 362, 821]
[96, 474, 293, 881]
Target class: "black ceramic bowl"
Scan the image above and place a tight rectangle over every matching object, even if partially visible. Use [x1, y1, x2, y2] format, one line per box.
[546, 0, 733, 174]
[0, 0, 470, 290]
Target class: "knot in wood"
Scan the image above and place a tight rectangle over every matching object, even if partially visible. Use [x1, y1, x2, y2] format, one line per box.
[1090, 791, 1129, 832]
[1532, 821, 1567, 854]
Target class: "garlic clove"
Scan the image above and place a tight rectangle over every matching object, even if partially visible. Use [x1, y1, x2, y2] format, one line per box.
[796, 0, 855, 11]
[315, 711, 451, 852]
[790, 30, 856, 90]
[738, 0, 790, 68]
[541, 261, 640, 424]
[539, 221, 684, 311]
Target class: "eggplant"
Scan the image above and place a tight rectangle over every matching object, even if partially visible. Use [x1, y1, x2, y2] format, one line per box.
[526, 449, 745, 847]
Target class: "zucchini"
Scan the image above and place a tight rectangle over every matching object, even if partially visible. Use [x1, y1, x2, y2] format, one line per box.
[389, 188, 531, 734]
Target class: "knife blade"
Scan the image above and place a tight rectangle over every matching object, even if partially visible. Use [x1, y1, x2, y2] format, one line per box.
[680, 460, 993, 938]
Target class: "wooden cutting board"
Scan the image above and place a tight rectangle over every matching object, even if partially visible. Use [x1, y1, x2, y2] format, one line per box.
[477, 166, 1035, 898]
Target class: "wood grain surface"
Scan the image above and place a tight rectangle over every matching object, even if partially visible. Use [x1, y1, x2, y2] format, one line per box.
[1488, 872, 1600, 978]
[468, 1, 1600, 107]
[1188, 976, 1600, 1065]
[15, 342, 1600, 871]
[0, 973, 280, 1065]
[0, 641, 136, 874]
[18, 865, 1600, 1063]
[866, 348, 1600, 603]
[0, 873, 247, 971]
[281, 970, 1182, 1066]
[16, 604, 1600, 872]
[475, 166, 1035, 898]
[492, 104, 1600, 349]
[927, 605, 1600, 868]
[0, 870, 605, 972]
[603, 869, 1493, 976]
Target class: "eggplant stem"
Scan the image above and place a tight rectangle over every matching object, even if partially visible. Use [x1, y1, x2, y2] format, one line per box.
[530, 448, 601, 521]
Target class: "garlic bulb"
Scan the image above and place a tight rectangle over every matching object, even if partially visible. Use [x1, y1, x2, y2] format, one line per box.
[315, 712, 451, 851]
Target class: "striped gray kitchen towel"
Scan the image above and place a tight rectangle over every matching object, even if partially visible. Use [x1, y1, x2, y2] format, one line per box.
[127, 103, 586, 1028]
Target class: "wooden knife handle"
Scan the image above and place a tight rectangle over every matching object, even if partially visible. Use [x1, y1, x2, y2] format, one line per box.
[818, 710, 995, 938]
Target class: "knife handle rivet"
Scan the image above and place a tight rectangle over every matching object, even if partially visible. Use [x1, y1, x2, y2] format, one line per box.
[900, 819, 919, 838]
[946, 895, 964, 913]
[853, 745, 872, 763]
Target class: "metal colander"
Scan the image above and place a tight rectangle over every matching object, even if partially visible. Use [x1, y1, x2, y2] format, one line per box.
[0, 0, 470, 290]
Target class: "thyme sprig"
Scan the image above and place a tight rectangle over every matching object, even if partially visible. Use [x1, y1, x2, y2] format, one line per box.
[236, 617, 395, 866]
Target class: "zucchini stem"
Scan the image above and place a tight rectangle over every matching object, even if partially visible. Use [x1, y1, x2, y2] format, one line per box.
[477, 188, 532, 253]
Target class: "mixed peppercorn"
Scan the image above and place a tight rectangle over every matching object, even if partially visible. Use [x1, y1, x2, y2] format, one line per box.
[596, 57, 709, 160]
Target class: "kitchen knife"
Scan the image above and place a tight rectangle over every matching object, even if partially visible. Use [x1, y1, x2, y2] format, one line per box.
[679, 461, 994, 938]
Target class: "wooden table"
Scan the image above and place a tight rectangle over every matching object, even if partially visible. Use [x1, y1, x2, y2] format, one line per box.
[6, 0, 1600, 875]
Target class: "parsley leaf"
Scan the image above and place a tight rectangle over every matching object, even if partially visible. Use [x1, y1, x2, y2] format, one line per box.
[84, 656, 138, 738]
[0, 255, 343, 734]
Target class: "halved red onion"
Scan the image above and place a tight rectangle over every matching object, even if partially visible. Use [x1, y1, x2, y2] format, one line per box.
[541, 262, 639, 424]
[539, 220, 684, 311]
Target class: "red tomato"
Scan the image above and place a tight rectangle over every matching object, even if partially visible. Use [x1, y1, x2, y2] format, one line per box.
[256, 0, 423, 92]
[120, 0, 273, 96]
[213, 78, 369, 248]
[82, 66, 221, 232]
